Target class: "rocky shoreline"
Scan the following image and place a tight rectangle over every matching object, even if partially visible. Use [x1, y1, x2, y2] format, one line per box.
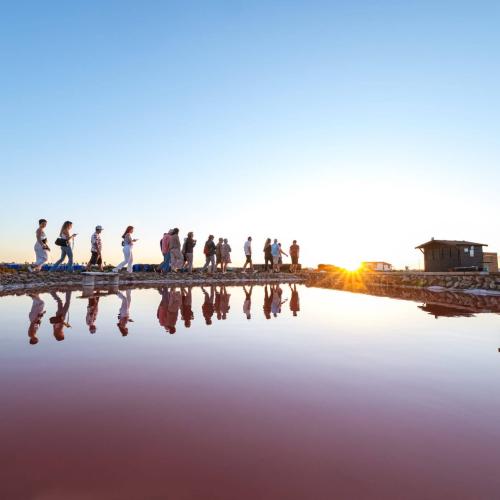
[3, 269, 500, 298]
[307, 270, 500, 292]
[0, 270, 307, 296]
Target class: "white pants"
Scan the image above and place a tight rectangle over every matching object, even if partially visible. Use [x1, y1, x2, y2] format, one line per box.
[115, 245, 133, 273]
[34, 242, 48, 267]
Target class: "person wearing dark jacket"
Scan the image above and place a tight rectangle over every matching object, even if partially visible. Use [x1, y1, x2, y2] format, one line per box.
[182, 232, 196, 273]
[202, 235, 216, 273]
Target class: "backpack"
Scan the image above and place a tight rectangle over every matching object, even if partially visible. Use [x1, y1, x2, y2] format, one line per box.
[204, 242, 210, 255]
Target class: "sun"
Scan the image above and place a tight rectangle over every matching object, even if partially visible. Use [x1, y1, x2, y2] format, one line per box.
[340, 261, 362, 272]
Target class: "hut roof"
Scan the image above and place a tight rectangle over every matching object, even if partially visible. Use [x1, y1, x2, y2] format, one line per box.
[415, 239, 487, 249]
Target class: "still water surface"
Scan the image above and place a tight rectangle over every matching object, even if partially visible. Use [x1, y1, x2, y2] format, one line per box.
[2, 284, 500, 500]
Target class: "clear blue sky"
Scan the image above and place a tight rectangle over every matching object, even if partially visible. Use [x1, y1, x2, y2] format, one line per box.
[1, 1, 499, 268]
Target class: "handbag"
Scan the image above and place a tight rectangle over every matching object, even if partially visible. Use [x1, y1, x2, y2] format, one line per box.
[55, 238, 67, 247]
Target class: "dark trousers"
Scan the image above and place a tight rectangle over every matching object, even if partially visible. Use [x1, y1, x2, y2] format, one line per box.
[264, 254, 273, 271]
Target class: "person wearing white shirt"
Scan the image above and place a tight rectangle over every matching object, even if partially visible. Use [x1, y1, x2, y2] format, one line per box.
[242, 236, 254, 273]
[86, 225, 104, 271]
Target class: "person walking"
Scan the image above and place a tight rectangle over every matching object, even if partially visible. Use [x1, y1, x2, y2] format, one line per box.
[86, 225, 104, 271]
[215, 237, 224, 272]
[202, 235, 216, 273]
[159, 230, 172, 274]
[271, 239, 280, 273]
[113, 226, 137, 273]
[242, 236, 254, 273]
[169, 228, 183, 272]
[29, 219, 50, 272]
[221, 238, 232, 274]
[182, 232, 196, 273]
[50, 221, 77, 272]
[289, 240, 300, 273]
[263, 238, 273, 272]
[278, 243, 288, 272]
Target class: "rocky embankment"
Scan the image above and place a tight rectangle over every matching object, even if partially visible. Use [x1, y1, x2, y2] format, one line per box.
[307, 270, 500, 292]
[0, 269, 307, 296]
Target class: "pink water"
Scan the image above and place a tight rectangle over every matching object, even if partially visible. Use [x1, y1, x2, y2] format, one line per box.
[1, 285, 500, 499]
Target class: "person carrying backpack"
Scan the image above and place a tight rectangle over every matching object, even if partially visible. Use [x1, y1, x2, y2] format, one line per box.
[182, 232, 196, 273]
[159, 230, 172, 273]
[202, 235, 216, 274]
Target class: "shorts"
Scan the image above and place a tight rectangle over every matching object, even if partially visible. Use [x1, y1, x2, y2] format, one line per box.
[245, 255, 252, 264]
[291, 256, 298, 265]
[273, 255, 279, 265]
[89, 251, 102, 265]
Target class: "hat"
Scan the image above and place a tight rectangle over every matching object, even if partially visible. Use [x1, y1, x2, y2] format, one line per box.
[96, 225, 103, 231]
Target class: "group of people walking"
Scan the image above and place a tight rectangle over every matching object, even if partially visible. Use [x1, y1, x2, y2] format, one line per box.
[158, 232, 300, 275]
[29, 219, 301, 274]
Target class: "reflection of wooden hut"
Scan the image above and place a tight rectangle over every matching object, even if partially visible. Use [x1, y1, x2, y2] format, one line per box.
[415, 238, 487, 272]
[418, 303, 475, 318]
[361, 262, 392, 272]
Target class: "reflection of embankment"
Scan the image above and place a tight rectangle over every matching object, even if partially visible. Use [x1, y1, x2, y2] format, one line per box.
[307, 273, 500, 317]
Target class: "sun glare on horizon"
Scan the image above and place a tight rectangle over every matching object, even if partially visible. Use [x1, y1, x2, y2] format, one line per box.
[339, 261, 362, 272]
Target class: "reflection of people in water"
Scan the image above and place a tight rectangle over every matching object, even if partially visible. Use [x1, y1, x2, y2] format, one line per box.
[201, 286, 215, 325]
[271, 284, 287, 318]
[243, 285, 253, 320]
[220, 286, 231, 320]
[289, 284, 300, 317]
[86, 295, 100, 334]
[117, 289, 133, 336]
[157, 287, 170, 332]
[50, 291, 72, 341]
[263, 285, 272, 319]
[181, 286, 194, 328]
[215, 286, 222, 320]
[28, 293, 46, 345]
[166, 286, 182, 334]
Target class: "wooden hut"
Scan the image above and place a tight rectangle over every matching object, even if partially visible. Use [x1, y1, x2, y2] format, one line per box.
[416, 239, 487, 272]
